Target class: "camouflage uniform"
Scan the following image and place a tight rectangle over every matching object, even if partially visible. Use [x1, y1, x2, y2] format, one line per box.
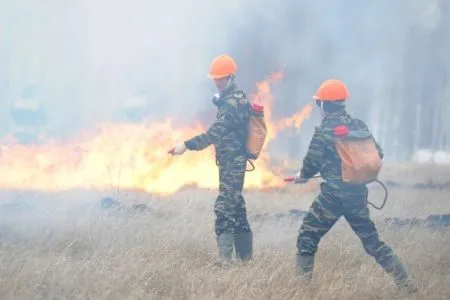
[296, 107, 415, 290]
[184, 83, 253, 263]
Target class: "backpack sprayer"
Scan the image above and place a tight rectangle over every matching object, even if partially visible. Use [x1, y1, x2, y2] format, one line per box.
[283, 175, 388, 210]
[281, 123, 390, 210]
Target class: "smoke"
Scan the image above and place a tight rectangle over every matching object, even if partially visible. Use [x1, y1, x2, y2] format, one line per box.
[1, 0, 448, 160]
[224, 0, 449, 161]
[1, 0, 240, 133]
[80, 0, 237, 118]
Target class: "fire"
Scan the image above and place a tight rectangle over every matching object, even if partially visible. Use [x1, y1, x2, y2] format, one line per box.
[0, 72, 313, 195]
[250, 71, 313, 137]
[250, 71, 284, 143]
[274, 103, 313, 131]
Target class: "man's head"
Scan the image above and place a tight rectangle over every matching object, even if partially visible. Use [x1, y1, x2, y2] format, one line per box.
[208, 54, 238, 92]
[213, 76, 233, 91]
[312, 79, 349, 116]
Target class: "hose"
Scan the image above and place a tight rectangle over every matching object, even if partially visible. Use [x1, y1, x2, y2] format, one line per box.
[288, 175, 388, 210]
[246, 159, 255, 172]
[369, 179, 388, 210]
[224, 159, 389, 210]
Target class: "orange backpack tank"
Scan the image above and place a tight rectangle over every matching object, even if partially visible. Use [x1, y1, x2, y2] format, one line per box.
[246, 102, 267, 160]
[334, 125, 382, 184]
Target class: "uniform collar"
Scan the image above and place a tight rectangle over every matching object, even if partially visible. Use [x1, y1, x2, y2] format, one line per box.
[213, 83, 238, 107]
[321, 109, 350, 125]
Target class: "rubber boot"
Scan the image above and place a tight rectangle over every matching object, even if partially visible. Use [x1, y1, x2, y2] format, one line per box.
[386, 257, 418, 294]
[215, 233, 234, 267]
[296, 254, 314, 282]
[234, 231, 253, 262]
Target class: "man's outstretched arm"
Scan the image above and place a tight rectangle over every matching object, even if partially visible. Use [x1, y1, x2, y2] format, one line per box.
[184, 101, 238, 151]
[299, 128, 326, 180]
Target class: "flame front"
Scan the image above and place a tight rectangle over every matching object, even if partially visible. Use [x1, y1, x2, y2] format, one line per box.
[0, 73, 313, 195]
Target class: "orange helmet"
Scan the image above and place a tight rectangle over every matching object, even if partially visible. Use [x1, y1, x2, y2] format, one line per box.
[208, 54, 238, 79]
[313, 79, 349, 101]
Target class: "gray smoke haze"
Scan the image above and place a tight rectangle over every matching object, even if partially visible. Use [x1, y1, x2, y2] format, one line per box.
[1, 0, 448, 161]
[1, 0, 238, 131]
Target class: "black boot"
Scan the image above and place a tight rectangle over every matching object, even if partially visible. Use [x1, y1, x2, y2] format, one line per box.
[234, 231, 253, 262]
[385, 256, 418, 294]
[215, 233, 234, 267]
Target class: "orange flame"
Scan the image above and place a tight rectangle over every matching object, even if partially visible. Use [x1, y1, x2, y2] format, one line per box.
[274, 103, 313, 131]
[0, 72, 313, 195]
[250, 71, 284, 143]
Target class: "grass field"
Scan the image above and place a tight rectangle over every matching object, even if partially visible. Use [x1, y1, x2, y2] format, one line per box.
[0, 165, 449, 300]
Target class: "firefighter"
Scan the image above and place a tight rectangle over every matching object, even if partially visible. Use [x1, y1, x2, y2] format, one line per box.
[9, 86, 47, 145]
[169, 54, 253, 266]
[293, 79, 418, 293]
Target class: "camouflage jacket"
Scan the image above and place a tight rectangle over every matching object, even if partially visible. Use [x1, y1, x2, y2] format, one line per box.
[184, 85, 250, 164]
[299, 109, 383, 190]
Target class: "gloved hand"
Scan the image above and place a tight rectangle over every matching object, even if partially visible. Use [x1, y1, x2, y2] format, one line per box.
[294, 172, 308, 184]
[169, 142, 187, 155]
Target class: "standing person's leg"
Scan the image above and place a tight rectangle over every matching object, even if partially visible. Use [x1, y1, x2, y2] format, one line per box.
[296, 190, 342, 280]
[343, 191, 418, 293]
[231, 157, 252, 261]
[214, 164, 235, 265]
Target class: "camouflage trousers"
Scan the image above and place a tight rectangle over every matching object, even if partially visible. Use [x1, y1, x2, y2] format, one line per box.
[297, 184, 400, 271]
[214, 156, 251, 236]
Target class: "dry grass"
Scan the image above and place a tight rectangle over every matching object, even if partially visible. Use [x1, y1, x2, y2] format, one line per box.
[0, 165, 450, 300]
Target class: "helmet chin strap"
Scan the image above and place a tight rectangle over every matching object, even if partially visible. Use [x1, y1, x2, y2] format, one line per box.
[221, 75, 234, 94]
[319, 100, 325, 118]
